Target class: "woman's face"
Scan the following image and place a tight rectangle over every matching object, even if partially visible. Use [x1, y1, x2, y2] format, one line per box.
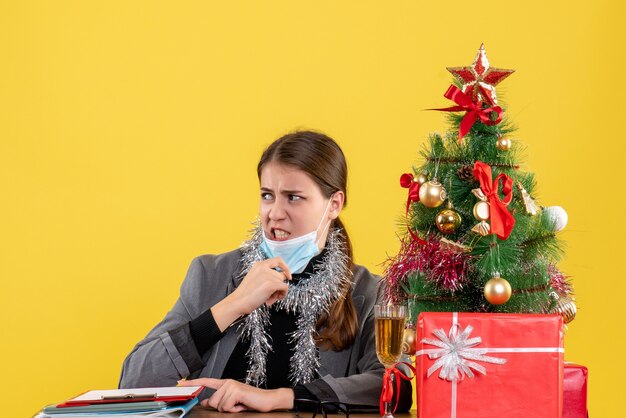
[259, 162, 344, 248]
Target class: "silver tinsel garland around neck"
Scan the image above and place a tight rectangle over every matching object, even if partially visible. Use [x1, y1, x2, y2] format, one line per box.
[236, 224, 351, 387]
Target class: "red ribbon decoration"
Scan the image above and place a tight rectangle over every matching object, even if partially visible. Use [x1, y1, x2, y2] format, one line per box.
[380, 362, 416, 416]
[473, 161, 515, 240]
[400, 174, 426, 245]
[432, 85, 503, 142]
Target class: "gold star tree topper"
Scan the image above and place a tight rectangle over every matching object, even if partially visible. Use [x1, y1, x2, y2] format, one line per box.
[447, 44, 515, 106]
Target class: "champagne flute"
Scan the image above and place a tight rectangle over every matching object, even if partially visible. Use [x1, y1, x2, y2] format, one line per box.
[375, 304, 407, 418]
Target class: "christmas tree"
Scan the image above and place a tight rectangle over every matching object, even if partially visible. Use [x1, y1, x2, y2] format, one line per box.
[385, 44, 575, 328]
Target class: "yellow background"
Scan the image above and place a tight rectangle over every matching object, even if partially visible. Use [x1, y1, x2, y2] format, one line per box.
[1, 1, 624, 416]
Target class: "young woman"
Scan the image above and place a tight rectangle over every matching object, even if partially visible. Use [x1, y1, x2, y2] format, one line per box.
[119, 130, 412, 412]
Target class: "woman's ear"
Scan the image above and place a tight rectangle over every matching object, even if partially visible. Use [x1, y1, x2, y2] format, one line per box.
[329, 191, 345, 219]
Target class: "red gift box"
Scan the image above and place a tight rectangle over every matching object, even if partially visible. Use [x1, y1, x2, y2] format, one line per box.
[416, 312, 564, 418]
[563, 363, 588, 418]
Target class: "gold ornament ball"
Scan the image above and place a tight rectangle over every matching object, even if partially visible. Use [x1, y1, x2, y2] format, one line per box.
[419, 180, 447, 208]
[402, 327, 417, 355]
[550, 296, 577, 324]
[415, 173, 428, 185]
[436, 208, 462, 234]
[484, 276, 512, 305]
[472, 201, 490, 221]
[496, 137, 512, 151]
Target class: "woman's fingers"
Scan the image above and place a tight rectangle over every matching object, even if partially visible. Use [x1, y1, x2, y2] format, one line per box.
[198, 380, 288, 412]
[182, 378, 231, 411]
[265, 257, 292, 280]
[217, 384, 240, 412]
[207, 384, 226, 410]
[264, 281, 288, 307]
[212, 380, 249, 412]
[178, 377, 224, 389]
[266, 286, 288, 306]
[219, 257, 292, 317]
[230, 404, 248, 412]
[177, 379, 197, 387]
[258, 265, 289, 306]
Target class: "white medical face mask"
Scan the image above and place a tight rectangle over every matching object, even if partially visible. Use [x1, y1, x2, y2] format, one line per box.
[260, 196, 333, 274]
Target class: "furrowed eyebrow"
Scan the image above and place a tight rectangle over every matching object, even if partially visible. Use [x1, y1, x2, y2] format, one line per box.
[260, 187, 304, 195]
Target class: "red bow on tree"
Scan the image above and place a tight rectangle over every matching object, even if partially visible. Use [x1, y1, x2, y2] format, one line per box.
[473, 161, 515, 240]
[400, 174, 426, 245]
[380, 362, 416, 416]
[433, 85, 503, 142]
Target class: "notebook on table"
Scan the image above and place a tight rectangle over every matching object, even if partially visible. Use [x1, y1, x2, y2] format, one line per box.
[34, 386, 203, 418]
[57, 386, 203, 407]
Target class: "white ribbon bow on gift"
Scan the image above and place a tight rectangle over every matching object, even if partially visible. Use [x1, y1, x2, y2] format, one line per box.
[421, 324, 507, 381]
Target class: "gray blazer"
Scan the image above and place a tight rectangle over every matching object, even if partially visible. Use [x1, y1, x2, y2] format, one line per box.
[119, 249, 412, 408]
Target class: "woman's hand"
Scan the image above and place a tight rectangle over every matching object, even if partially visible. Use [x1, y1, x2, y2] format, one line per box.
[179, 378, 294, 412]
[211, 257, 292, 331]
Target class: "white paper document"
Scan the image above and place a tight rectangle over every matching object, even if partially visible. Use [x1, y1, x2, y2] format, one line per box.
[70, 386, 201, 402]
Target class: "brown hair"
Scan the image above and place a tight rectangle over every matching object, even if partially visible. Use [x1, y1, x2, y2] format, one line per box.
[257, 130, 358, 351]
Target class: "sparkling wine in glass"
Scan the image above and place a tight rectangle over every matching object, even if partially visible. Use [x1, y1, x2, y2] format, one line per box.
[374, 304, 406, 418]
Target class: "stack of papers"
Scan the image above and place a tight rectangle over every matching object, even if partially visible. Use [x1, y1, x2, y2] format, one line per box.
[35, 386, 203, 418]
